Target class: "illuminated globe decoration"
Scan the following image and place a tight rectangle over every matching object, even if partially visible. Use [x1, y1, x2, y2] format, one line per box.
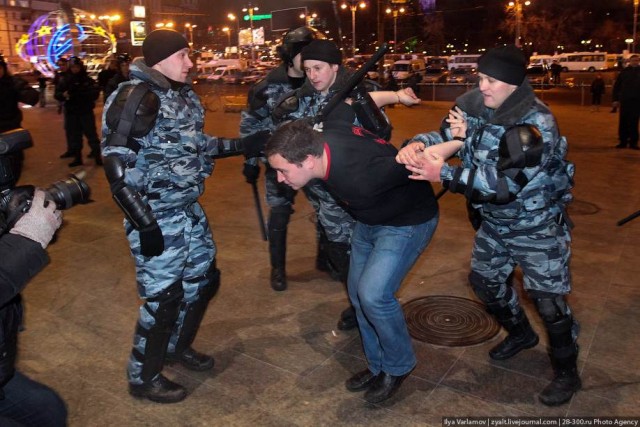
[15, 7, 116, 78]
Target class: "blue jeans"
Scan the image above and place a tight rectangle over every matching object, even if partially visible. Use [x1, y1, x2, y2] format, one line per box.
[347, 215, 438, 376]
[0, 371, 67, 427]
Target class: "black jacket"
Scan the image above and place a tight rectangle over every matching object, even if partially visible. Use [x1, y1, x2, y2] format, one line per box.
[0, 68, 39, 133]
[54, 70, 99, 113]
[613, 66, 640, 102]
[0, 233, 49, 398]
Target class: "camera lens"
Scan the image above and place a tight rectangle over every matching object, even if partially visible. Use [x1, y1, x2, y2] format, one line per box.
[45, 174, 91, 210]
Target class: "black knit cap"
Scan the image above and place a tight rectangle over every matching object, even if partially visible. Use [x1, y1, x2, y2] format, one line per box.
[477, 45, 526, 86]
[143, 29, 189, 67]
[300, 40, 342, 65]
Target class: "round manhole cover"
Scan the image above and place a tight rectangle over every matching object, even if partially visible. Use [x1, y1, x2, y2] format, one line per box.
[403, 295, 500, 347]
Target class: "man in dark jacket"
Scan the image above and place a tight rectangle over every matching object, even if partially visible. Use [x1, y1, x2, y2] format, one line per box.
[612, 54, 640, 149]
[54, 56, 102, 166]
[0, 57, 39, 133]
[0, 144, 67, 425]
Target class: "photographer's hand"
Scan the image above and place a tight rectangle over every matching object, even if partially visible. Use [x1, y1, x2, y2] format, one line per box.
[9, 189, 63, 249]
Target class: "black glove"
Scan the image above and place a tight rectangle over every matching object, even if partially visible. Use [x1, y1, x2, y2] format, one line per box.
[242, 130, 271, 159]
[243, 162, 261, 184]
[139, 224, 165, 257]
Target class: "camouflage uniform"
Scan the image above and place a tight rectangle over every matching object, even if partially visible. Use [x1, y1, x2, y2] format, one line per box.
[102, 58, 244, 385]
[411, 82, 575, 299]
[241, 63, 355, 293]
[240, 64, 298, 210]
[411, 82, 580, 401]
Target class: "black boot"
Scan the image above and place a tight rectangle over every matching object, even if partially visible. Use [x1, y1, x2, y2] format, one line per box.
[166, 266, 218, 371]
[129, 374, 187, 403]
[268, 210, 290, 291]
[128, 282, 186, 403]
[345, 369, 379, 392]
[539, 316, 581, 406]
[364, 371, 411, 403]
[166, 347, 214, 371]
[488, 305, 539, 360]
[337, 305, 358, 331]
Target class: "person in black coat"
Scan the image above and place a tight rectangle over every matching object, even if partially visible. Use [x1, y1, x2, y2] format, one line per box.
[54, 56, 102, 166]
[0, 183, 67, 426]
[612, 55, 640, 149]
[590, 73, 605, 112]
[0, 57, 39, 133]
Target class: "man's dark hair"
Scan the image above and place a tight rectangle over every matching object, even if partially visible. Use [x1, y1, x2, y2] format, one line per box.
[265, 119, 324, 165]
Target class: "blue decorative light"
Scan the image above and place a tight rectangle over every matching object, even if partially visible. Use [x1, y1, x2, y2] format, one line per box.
[16, 7, 116, 78]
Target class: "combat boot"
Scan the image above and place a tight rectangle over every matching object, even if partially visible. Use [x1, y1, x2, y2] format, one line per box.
[129, 374, 187, 403]
[166, 347, 214, 371]
[488, 309, 539, 360]
[539, 316, 581, 406]
[166, 266, 218, 371]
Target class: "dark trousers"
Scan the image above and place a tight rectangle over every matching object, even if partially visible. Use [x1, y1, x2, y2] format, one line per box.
[618, 101, 640, 147]
[0, 371, 67, 427]
[64, 110, 100, 156]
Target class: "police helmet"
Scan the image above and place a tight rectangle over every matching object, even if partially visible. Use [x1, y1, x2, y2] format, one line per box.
[278, 26, 325, 66]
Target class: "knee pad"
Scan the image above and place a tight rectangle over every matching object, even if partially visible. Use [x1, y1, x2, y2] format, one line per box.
[468, 271, 502, 304]
[531, 293, 569, 323]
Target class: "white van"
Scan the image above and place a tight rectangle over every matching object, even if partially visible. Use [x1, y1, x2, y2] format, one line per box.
[554, 52, 608, 72]
[206, 66, 241, 83]
[448, 54, 481, 71]
[391, 58, 425, 81]
[529, 54, 554, 67]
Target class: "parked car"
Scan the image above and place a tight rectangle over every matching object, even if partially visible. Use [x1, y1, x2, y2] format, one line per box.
[241, 70, 266, 85]
[222, 68, 246, 84]
[422, 67, 448, 84]
[447, 67, 477, 84]
[526, 65, 551, 87]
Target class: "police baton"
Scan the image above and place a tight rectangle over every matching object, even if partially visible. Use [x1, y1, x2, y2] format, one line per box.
[251, 181, 268, 241]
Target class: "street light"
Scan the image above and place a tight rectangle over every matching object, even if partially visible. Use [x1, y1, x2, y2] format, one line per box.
[242, 4, 259, 64]
[185, 23, 197, 47]
[626, 38, 634, 52]
[222, 27, 231, 47]
[97, 14, 121, 35]
[385, 6, 405, 53]
[507, 0, 531, 48]
[155, 22, 175, 29]
[341, 1, 367, 57]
